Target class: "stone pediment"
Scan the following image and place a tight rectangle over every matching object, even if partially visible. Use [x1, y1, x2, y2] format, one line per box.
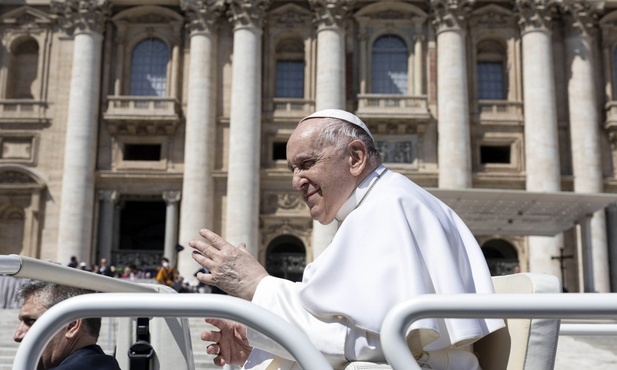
[470, 4, 516, 28]
[112, 5, 183, 24]
[0, 6, 52, 27]
[269, 3, 312, 28]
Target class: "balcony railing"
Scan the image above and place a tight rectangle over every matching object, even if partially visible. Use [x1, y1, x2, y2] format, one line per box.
[0, 100, 48, 123]
[269, 98, 315, 118]
[103, 96, 181, 135]
[477, 100, 523, 123]
[356, 94, 430, 118]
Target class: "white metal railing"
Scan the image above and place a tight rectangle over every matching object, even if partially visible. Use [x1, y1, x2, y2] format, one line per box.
[0, 254, 158, 293]
[560, 323, 617, 335]
[12, 293, 333, 370]
[381, 293, 617, 370]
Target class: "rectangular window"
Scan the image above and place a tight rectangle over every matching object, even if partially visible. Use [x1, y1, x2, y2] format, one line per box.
[477, 62, 504, 100]
[123, 144, 161, 161]
[275, 61, 304, 98]
[272, 141, 287, 161]
[480, 145, 510, 164]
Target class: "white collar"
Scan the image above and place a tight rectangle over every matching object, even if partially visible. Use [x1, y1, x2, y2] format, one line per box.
[335, 165, 387, 222]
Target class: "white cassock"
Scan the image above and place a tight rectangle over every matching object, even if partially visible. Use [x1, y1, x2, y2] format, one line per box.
[243, 165, 504, 370]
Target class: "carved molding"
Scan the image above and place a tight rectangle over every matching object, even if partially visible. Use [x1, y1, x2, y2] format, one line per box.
[514, 0, 559, 34]
[309, 0, 355, 29]
[227, 0, 271, 29]
[98, 190, 118, 204]
[162, 190, 182, 203]
[562, 0, 603, 37]
[431, 0, 475, 32]
[51, 0, 110, 35]
[181, 0, 226, 34]
[262, 192, 306, 214]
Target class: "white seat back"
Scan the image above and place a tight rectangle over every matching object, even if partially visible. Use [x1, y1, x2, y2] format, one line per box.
[474, 273, 561, 370]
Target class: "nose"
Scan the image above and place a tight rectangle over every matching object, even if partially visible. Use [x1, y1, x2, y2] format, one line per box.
[13, 324, 26, 343]
[291, 170, 307, 190]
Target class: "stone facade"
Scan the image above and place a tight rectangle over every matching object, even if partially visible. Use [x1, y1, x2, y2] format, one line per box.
[1, 0, 617, 292]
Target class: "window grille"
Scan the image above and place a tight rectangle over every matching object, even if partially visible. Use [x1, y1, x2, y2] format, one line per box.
[275, 61, 304, 98]
[371, 35, 408, 95]
[477, 62, 504, 100]
[129, 38, 169, 96]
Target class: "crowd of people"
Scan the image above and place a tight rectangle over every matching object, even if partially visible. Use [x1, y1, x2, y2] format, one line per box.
[65, 255, 220, 294]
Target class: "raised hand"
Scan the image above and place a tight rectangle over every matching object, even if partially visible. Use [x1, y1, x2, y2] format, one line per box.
[189, 229, 269, 300]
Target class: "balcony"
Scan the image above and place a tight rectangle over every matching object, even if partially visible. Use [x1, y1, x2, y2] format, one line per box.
[265, 98, 315, 120]
[0, 100, 49, 124]
[103, 96, 181, 135]
[477, 100, 523, 125]
[356, 94, 430, 120]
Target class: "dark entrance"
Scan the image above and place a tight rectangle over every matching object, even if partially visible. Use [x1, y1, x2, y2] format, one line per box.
[266, 235, 306, 282]
[482, 239, 519, 276]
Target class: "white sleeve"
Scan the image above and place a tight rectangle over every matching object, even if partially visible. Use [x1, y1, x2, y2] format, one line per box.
[247, 276, 348, 366]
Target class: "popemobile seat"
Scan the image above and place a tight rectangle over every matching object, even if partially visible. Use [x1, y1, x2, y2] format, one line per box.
[345, 273, 561, 370]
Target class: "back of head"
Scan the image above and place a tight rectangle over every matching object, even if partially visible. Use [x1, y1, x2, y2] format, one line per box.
[17, 280, 102, 339]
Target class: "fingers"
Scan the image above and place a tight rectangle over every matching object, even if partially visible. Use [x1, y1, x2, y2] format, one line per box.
[238, 242, 250, 254]
[199, 229, 228, 250]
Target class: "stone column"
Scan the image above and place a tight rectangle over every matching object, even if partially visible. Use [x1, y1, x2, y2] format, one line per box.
[163, 191, 181, 267]
[177, 0, 224, 279]
[225, 0, 270, 256]
[516, 0, 562, 279]
[432, 0, 472, 189]
[52, 0, 108, 265]
[97, 190, 117, 262]
[564, 1, 608, 292]
[308, 0, 354, 257]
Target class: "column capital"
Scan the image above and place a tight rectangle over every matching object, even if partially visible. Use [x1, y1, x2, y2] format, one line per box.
[515, 0, 559, 34]
[562, 0, 603, 38]
[51, 0, 109, 35]
[309, 0, 355, 29]
[181, 0, 226, 35]
[163, 190, 182, 204]
[431, 0, 474, 33]
[226, 0, 271, 29]
[98, 190, 118, 204]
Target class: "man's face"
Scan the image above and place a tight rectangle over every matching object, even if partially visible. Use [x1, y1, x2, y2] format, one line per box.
[287, 119, 357, 224]
[14, 295, 70, 369]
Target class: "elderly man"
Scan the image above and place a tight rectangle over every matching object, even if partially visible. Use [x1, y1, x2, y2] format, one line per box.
[190, 109, 503, 369]
[14, 280, 121, 370]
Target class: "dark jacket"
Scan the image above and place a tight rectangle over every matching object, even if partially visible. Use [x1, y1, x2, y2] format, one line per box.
[52, 344, 121, 370]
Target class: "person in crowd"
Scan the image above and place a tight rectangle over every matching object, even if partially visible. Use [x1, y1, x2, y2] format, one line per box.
[95, 258, 113, 277]
[67, 256, 78, 269]
[189, 109, 503, 369]
[14, 280, 121, 370]
[155, 257, 176, 287]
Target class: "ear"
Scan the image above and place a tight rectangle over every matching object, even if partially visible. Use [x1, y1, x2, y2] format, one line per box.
[347, 140, 368, 176]
[65, 319, 82, 339]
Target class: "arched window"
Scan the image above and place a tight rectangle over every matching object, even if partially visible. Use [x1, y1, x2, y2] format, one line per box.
[0, 206, 25, 255]
[6, 39, 39, 99]
[129, 38, 169, 96]
[481, 239, 519, 276]
[266, 235, 306, 282]
[371, 34, 408, 94]
[476, 40, 506, 100]
[274, 39, 305, 98]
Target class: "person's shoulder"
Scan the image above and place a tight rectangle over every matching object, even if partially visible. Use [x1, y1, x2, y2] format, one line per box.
[53, 345, 121, 370]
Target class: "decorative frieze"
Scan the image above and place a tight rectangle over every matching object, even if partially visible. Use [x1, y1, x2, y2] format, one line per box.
[309, 0, 355, 29]
[262, 192, 306, 214]
[227, 0, 271, 29]
[50, 0, 110, 35]
[181, 0, 226, 34]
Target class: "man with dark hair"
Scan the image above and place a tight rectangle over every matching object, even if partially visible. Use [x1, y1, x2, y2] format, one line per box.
[14, 280, 121, 370]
